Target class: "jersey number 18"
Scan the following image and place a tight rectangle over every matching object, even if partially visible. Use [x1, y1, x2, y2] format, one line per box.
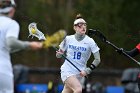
[73, 52, 81, 60]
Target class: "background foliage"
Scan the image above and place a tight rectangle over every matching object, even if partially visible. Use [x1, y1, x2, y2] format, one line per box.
[12, 0, 140, 69]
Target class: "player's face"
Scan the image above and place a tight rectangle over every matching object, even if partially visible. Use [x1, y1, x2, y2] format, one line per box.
[9, 7, 16, 18]
[74, 22, 87, 35]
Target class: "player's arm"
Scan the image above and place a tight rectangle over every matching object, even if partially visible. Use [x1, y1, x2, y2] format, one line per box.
[84, 51, 101, 74]
[83, 38, 101, 75]
[6, 37, 42, 53]
[125, 43, 140, 57]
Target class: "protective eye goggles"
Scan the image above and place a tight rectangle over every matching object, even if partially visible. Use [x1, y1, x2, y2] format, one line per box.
[75, 23, 87, 27]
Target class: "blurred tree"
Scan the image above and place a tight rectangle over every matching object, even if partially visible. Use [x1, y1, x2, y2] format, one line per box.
[12, 0, 140, 69]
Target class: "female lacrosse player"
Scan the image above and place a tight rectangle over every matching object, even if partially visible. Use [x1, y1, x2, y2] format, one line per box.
[56, 14, 101, 93]
[0, 0, 42, 93]
[125, 43, 140, 90]
[119, 43, 140, 91]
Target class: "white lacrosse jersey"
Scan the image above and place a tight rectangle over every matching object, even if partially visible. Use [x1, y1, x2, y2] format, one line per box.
[59, 35, 100, 75]
[0, 16, 19, 77]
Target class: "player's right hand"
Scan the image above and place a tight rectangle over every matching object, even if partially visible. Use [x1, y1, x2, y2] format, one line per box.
[29, 42, 43, 50]
[56, 49, 64, 58]
[116, 48, 123, 54]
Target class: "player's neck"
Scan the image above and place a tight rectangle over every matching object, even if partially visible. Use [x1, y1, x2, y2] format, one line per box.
[75, 33, 85, 41]
[0, 14, 11, 18]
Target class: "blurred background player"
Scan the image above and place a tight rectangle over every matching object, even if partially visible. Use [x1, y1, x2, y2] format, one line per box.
[118, 43, 140, 92]
[56, 14, 101, 93]
[125, 43, 140, 91]
[0, 0, 42, 93]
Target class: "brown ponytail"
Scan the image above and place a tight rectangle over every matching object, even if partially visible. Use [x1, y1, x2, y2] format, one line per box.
[74, 13, 86, 26]
[75, 14, 83, 19]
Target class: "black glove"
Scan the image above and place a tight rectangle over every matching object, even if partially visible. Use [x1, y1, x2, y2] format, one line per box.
[84, 64, 96, 74]
[116, 48, 123, 54]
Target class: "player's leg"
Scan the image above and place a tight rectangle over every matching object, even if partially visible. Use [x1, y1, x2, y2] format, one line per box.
[0, 73, 14, 93]
[137, 73, 140, 91]
[64, 75, 82, 93]
[61, 84, 73, 93]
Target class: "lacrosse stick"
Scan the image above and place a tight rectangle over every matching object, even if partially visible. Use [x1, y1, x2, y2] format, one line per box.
[28, 22, 46, 40]
[88, 29, 140, 65]
[28, 22, 67, 48]
[28, 22, 82, 73]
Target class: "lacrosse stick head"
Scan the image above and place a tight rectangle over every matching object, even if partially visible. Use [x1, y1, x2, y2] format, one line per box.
[43, 29, 67, 48]
[28, 22, 46, 40]
[88, 29, 107, 42]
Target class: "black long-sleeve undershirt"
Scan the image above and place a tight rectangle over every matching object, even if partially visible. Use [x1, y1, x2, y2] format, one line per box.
[125, 48, 139, 57]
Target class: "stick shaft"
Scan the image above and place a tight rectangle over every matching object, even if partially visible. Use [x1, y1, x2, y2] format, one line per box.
[54, 47, 81, 72]
[88, 29, 140, 65]
[106, 41, 140, 65]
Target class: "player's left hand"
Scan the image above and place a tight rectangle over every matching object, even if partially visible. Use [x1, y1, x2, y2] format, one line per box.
[80, 70, 87, 77]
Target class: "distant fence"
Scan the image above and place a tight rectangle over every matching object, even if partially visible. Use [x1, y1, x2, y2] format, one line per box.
[13, 64, 123, 87]
[13, 64, 140, 93]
